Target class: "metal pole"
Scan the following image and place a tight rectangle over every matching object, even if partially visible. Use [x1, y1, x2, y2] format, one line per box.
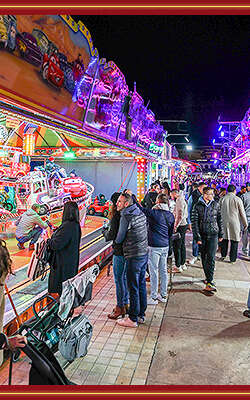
[82, 59, 100, 128]
[5, 283, 21, 329]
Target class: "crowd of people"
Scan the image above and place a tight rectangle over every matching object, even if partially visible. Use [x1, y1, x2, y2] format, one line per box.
[103, 178, 250, 328]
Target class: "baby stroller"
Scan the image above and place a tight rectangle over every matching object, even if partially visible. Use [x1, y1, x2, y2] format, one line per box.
[11, 265, 99, 385]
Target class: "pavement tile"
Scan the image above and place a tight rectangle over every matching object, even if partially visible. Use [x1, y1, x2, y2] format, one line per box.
[138, 354, 153, 363]
[115, 376, 132, 385]
[125, 353, 140, 361]
[116, 345, 131, 352]
[83, 355, 98, 363]
[136, 361, 151, 370]
[109, 358, 124, 367]
[131, 378, 146, 385]
[133, 369, 149, 379]
[106, 338, 120, 345]
[234, 280, 250, 289]
[112, 352, 127, 360]
[104, 344, 117, 351]
[105, 365, 121, 375]
[118, 367, 135, 377]
[100, 374, 117, 385]
[100, 350, 115, 358]
[95, 356, 111, 365]
[90, 364, 108, 375]
[77, 361, 94, 371]
[92, 342, 105, 350]
[84, 372, 102, 385]
[87, 348, 102, 356]
[122, 360, 138, 369]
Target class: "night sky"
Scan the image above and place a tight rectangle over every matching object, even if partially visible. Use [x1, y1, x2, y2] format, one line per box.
[75, 15, 249, 147]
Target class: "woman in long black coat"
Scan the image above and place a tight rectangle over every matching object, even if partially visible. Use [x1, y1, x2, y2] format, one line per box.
[48, 201, 81, 296]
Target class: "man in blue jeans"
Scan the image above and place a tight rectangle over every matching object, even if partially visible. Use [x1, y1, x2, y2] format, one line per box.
[187, 182, 206, 265]
[115, 192, 148, 328]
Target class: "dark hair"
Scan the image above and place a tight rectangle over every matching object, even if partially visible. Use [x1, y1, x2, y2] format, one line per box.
[121, 192, 133, 205]
[110, 192, 121, 219]
[241, 186, 246, 190]
[246, 182, 250, 187]
[157, 193, 169, 204]
[179, 183, 184, 191]
[203, 186, 213, 195]
[0, 239, 12, 278]
[198, 182, 206, 187]
[62, 201, 79, 223]
[219, 187, 226, 193]
[227, 184, 236, 193]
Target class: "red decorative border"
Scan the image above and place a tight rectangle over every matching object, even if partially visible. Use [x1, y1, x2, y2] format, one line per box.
[0, 1, 250, 398]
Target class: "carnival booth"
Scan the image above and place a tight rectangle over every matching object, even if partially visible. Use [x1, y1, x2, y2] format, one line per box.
[0, 14, 169, 336]
[230, 149, 250, 188]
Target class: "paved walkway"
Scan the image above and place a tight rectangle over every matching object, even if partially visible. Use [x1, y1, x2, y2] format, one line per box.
[0, 235, 250, 385]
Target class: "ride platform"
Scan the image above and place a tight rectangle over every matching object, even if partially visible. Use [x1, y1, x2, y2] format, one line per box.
[3, 215, 112, 335]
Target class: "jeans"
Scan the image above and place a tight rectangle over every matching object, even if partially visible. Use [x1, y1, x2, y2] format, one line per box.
[242, 229, 248, 252]
[192, 238, 199, 257]
[148, 246, 168, 300]
[200, 235, 218, 283]
[113, 255, 129, 308]
[247, 287, 250, 309]
[126, 254, 148, 323]
[242, 226, 250, 256]
[16, 226, 43, 245]
[221, 239, 238, 262]
[173, 224, 188, 267]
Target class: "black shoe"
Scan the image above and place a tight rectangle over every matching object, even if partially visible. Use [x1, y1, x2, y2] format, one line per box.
[243, 309, 250, 318]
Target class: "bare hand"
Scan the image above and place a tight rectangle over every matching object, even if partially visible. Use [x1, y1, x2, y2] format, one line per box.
[72, 305, 84, 318]
[197, 241, 202, 245]
[188, 224, 192, 232]
[218, 238, 223, 242]
[8, 335, 27, 351]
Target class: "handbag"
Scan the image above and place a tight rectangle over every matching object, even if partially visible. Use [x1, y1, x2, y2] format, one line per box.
[172, 232, 181, 241]
[58, 314, 93, 362]
[27, 238, 53, 281]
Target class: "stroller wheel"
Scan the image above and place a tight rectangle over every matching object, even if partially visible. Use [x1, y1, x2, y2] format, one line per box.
[12, 349, 21, 363]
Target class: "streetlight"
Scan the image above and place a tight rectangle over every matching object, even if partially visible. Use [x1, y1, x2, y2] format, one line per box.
[186, 144, 193, 151]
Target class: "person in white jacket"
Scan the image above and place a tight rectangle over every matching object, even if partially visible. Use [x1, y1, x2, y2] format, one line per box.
[171, 190, 189, 272]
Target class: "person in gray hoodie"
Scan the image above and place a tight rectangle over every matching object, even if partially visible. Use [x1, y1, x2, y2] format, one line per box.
[15, 204, 49, 250]
[242, 190, 250, 256]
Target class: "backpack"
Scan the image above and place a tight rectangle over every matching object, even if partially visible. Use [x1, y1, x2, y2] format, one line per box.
[27, 238, 55, 281]
[58, 313, 92, 362]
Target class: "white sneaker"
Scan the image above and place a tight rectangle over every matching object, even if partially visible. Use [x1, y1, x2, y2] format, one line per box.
[188, 257, 198, 265]
[147, 297, 158, 305]
[158, 294, 167, 303]
[181, 264, 188, 270]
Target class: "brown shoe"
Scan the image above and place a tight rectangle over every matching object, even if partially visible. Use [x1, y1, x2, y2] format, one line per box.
[108, 306, 125, 320]
[124, 304, 129, 314]
[29, 244, 35, 251]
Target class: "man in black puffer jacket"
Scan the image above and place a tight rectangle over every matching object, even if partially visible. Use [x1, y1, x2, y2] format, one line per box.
[191, 186, 223, 293]
[115, 192, 148, 328]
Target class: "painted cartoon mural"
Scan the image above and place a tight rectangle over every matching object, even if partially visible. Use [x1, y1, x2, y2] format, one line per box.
[0, 15, 98, 121]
